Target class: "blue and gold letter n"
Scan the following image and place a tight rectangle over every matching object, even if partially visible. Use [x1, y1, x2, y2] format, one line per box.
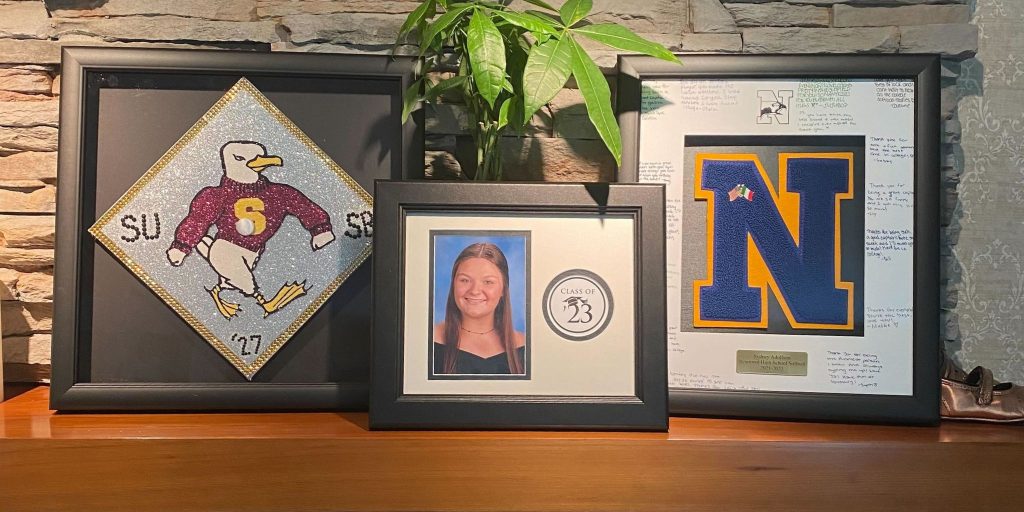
[694, 153, 854, 330]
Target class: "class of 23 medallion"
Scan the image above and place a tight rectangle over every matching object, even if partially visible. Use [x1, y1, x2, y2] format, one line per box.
[542, 269, 614, 342]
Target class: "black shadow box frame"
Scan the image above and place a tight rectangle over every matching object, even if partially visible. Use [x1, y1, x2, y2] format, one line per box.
[616, 54, 940, 425]
[51, 47, 423, 410]
[370, 181, 668, 431]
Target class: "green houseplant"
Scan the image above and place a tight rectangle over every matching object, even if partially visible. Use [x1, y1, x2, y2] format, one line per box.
[395, 0, 681, 180]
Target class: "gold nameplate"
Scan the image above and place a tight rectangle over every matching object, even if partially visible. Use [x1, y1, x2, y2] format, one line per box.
[736, 350, 808, 376]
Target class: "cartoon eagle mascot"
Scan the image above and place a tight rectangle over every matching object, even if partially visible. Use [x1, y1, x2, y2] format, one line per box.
[166, 141, 335, 319]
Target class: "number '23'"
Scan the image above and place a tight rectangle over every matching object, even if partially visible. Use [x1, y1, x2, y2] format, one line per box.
[567, 302, 593, 324]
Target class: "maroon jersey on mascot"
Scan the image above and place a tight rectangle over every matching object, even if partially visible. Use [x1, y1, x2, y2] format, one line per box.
[170, 176, 331, 255]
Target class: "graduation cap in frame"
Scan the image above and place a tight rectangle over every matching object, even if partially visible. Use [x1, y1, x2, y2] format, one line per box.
[89, 78, 373, 379]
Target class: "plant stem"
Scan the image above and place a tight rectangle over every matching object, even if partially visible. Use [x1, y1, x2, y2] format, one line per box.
[475, 120, 502, 181]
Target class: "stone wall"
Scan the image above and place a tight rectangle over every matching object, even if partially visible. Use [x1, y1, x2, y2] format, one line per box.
[0, 0, 978, 383]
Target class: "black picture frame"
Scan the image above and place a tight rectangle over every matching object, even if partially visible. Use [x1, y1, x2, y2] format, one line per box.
[51, 47, 423, 410]
[370, 181, 668, 430]
[616, 54, 940, 425]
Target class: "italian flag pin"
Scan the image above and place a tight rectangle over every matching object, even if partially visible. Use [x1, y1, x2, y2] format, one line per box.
[729, 184, 754, 202]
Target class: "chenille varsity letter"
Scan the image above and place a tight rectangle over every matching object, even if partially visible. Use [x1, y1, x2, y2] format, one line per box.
[694, 153, 854, 330]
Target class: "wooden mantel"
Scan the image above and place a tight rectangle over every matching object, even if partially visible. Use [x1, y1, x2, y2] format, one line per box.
[1, 386, 1022, 511]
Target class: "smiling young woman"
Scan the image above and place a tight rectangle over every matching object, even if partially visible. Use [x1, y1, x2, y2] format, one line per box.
[433, 242, 526, 375]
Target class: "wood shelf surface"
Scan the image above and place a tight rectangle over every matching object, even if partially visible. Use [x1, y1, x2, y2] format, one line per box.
[2, 386, 1023, 511]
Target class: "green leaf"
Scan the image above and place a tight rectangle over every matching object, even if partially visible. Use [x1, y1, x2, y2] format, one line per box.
[458, 48, 470, 76]
[425, 75, 468, 102]
[505, 33, 529, 90]
[467, 9, 506, 108]
[559, 0, 591, 28]
[393, 0, 435, 54]
[525, 10, 563, 28]
[519, 0, 558, 11]
[401, 77, 424, 123]
[507, 94, 526, 133]
[521, 36, 572, 124]
[489, 9, 559, 35]
[497, 98, 511, 129]
[571, 23, 680, 64]
[397, 0, 435, 40]
[421, 4, 474, 50]
[567, 36, 620, 165]
[501, 77, 514, 93]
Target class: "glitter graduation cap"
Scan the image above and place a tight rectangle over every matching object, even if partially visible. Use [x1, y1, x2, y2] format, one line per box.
[90, 78, 373, 379]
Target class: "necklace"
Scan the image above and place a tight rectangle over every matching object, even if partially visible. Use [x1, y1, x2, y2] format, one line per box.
[460, 325, 496, 335]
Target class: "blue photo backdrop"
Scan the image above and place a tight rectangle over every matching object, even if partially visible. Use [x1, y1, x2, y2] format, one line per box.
[432, 232, 528, 333]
